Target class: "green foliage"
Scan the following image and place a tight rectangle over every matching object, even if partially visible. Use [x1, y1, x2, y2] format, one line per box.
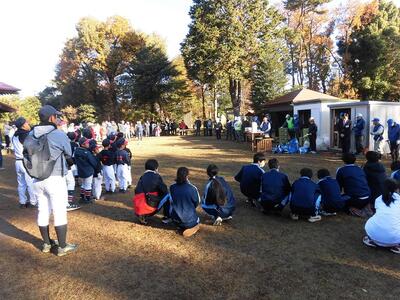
[0, 96, 41, 125]
[182, 0, 286, 116]
[338, 0, 400, 100]
[77, 104, 97, 123]
[61, 105, 78, 122]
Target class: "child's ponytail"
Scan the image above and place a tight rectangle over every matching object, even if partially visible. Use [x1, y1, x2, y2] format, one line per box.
[382, 178, 399, 206]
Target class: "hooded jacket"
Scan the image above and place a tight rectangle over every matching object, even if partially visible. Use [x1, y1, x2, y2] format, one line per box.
[29, 124, 72, 177]
[363, 161, 387, 202]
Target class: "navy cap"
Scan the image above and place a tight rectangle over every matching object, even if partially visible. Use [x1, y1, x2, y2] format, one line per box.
[14, 117, 27, 129]
[82, 128, 93, 139]
[115, 138, 127, 148]
[372, 118, 380, 122]
[39, 105, 61, 122]
[67, 132, 77, 141]
[79, 137, 89, 146]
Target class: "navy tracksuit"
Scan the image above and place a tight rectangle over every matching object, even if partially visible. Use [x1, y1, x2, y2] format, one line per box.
[336, 165, 371, 209]
[74, 147, 99, 178]
[170, 181, 200, 229]
[202, 176, 236, 218]
[260, 169, 291, 211]
[363, 161, 386, 206]
[234, 164, 265, 199]
[318, 176, 347, 212]
[290, 177, 320, 216]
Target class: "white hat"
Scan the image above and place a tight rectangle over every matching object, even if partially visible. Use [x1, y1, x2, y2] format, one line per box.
[357, 113, 363, 118]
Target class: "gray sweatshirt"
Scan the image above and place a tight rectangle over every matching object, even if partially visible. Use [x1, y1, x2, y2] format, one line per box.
[31, 125, 72, 177]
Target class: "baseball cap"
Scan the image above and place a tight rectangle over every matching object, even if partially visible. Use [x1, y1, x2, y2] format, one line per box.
[39, 105, 61, 122]
[357, 113, 363, 118]
[79, 137, 89, 146]
[14, 117, 27, 129]
[372, 118, 380, 122]
[387, 119, 394, 125]
[115, 138, 127, 148]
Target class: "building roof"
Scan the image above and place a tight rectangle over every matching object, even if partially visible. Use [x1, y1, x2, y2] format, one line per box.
[263, 88, 339, 109]
[0, 101, 16, 113]
[0, 82, 20, 95]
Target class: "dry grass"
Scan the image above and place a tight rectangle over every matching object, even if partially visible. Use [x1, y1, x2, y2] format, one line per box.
[0, 135, 399, 300]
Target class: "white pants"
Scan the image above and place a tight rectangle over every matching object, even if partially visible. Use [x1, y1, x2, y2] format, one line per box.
[34, 176, 68, 227]
[71, 164, 78, 177]
[92, 174, 103, 200]
[374, 140, 384, 153]
[116, 164, 129, 190]
[15, 160, 36, 205]
[81, 176, 93, 190]
[66, 169, 75, 191]
[103, 165, 116, 192]
[127, 166, 132, 186]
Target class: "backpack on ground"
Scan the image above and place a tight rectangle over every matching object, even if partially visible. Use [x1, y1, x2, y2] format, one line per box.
[23, 128, 57, 180]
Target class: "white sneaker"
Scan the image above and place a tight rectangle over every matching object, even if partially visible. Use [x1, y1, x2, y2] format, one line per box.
[320, 211, 337, 217]
[213, 217, 223, 226]
[290, 213, 299, 221]
[222, 216, 233, 221]
[308, 215, 322, 223]
[57, 243, 78, 257]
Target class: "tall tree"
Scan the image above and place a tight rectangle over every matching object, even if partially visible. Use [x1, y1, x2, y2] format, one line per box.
[55, 16, 144, 119]
[182, 0, 283, 116]
[338, 0, 400, 100]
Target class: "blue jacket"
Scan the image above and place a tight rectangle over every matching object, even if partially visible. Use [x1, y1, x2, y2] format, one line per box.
[135, 170, 168, 198]
[202, 176, 236, 212]
[115, 149, 131, 166]
[391, 170, 400, 181]
[234, 164, 265, 199]
[98, 149, 115, 166]
[261, 169, 291, 203]
[353, 118, 365, 136]
[74, 147, 99, 178]
[336, 165, 370, 198]
[290, 177, 320, 209]
[318, 176, 346, 210]
[388, 124, 400, 142]
[170, 181, 200, 228]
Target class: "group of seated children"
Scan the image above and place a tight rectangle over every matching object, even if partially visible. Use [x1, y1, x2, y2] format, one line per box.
[235, 151, 400, 253]
[133, 160, 236, 237]
[65, 131, 133, 210]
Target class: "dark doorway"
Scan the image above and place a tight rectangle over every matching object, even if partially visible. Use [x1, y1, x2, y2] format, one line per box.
[297, 109, 311, 130]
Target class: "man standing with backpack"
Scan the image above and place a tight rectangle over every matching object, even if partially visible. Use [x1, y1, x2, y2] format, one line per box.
[24, 105, 77, 256]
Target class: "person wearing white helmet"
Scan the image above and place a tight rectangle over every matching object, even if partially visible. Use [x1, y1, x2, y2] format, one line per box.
[353, 113, 366, 155]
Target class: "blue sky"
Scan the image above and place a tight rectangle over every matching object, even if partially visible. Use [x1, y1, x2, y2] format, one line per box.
[0, 0, 399, 96]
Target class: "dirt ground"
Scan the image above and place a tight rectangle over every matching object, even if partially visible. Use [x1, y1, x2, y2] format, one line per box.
[0, 135, 399, 299]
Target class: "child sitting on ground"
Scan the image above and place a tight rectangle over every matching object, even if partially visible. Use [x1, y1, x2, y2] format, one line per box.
[134, 159, 169, 225]
[259, 158, 291, 214]
[363, 151, 386, 209]
[336, 153, 371, 217]
[317, 169, 346, 214]
[290, 168, 321, 222]
[202, 164, 236, 226]
[234, 152, 266, 206]
[170, 167, 201, 237]
[390, 161, 400, 181]
[363, 178, 400, 254]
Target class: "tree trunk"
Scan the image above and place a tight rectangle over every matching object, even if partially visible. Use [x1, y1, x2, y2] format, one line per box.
[201, 84, 206, 119]
[213, 86, 218, 121]
[229, 78, 241, 116]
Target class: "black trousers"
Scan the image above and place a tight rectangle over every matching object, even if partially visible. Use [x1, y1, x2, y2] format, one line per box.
[390, 141, 399, 161]
[355, 135, 364, 154]
[309, 134, 317, 152]
[216, 130, 221, 140]
[341, 136, 351, 153]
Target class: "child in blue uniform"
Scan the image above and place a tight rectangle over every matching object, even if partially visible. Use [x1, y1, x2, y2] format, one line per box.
[234, 152, 266, 205]
[134, 159, 169, 224]
[74, 137, 99, 204]
[317, 169, 346, 214]
[336, 153, 371, 217]
[259, 158, 291, 214]
[202, 164, 236, 226]
[363, 151, 386, 209]
[98, 139, 116, 193]
[290, 168, 321, 222]
[170, 167, 201, 237]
